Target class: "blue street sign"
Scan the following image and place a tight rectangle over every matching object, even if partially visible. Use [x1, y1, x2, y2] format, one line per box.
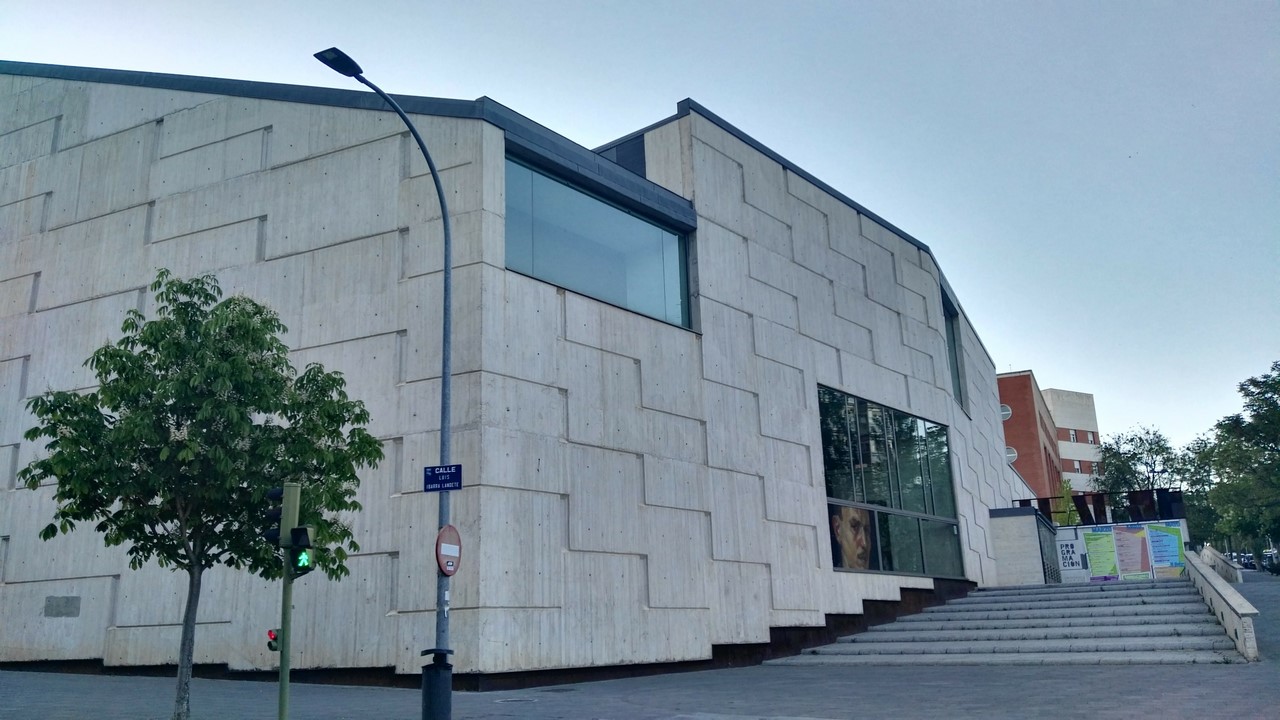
[423, 464, 462, 493]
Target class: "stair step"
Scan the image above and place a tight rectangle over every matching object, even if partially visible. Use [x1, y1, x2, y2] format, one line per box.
[811, 635, 1237, 655]
[931, 591, 1198, 607]
[968, 580, 1190, 599]
[768, 650, 1246, 667]
[875, 614, 1217, 632]
[950, 587, 1198, 606]
[902, 602, 1209, 622]
[850, 623, 1226, 643]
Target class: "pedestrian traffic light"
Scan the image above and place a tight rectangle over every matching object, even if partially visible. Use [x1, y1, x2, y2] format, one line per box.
[267, 628, 280, 652]
[263, 487, 284, 546]
[289, 525, 315, 578]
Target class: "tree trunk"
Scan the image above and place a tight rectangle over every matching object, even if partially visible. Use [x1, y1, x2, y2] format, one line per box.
[173, 565, 204, 720]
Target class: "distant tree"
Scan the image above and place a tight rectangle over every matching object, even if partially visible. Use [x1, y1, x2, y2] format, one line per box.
[18, 270, 383, 720]
[1177, 435, 1220, 546]
[1208, 361, 1280, 564]
[1095, 427, 1177, 494]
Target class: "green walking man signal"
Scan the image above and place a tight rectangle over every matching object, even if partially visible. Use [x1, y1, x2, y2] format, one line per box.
[288, 525, 315, 578]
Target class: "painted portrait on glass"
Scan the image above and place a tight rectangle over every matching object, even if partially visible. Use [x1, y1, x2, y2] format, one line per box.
[829, 504, 877, 570]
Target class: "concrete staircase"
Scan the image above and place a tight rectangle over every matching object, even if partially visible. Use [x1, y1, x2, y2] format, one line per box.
[771, 579, 1245, 666]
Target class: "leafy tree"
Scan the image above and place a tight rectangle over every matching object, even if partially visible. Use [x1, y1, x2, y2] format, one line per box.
[1208, 360, 1280, 565]
[18, 270, 383, 720]
[1176, 435, 1220, 546]
[1095, 427, 1177, 494]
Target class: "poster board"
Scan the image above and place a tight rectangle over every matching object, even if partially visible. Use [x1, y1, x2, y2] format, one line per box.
[1069, 520, 1185, 583]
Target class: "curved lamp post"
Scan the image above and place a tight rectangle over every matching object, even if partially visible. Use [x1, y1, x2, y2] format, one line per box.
[314, 47, 454, 720]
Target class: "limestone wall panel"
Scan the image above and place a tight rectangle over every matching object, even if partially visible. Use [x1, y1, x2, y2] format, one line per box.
[0, 576, 115, 660]
[708, 469, 767, 563]
[641, 119, 689, 198]
[480, 269, 562, 387]
[393, 485, 480, 613]
[744, 278, 799, 329]
[704, 383, 761, 474]
[474, 486, 566, 609]
[289, 553, 399, 669]
[267, 136, 400, 258]
[149, 129, 265, 197]
[49, 123, 156, 229]
[147, 217, 260, 280]
[0, 116, 57, 169]
[559, 552, 646, 667]
[642, 454, 710, 513]
[478, 426, 567, 495]
[26, 290, 139, 393]
[0, 357, 28, 444]
[402, 209, 503, 278]
[690, 139, 743, 231]
[641, 504, 712, 609]
[567, 444, 644, 554]
[700, 300, 755, 390]
[765, 522, 822, 611]
[472, 607, 564, 672]
[708, 561, 771, 644]
[0, 194, 46, 246]
[761, 437, 814, 489]
[151, 172, 267, 241]
[756, 358, 809, 445]
[34, 206, 149, 311]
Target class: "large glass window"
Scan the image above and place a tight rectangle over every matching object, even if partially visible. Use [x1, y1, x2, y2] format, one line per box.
[821, 385, 964, 579]
[505, 158, 689, 327]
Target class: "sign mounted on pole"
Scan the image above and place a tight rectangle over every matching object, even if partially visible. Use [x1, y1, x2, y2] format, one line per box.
[436, 524, 461, 576]
[423, 464, 462, 493]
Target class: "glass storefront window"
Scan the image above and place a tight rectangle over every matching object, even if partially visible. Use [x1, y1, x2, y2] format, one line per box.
[922, 518, 964, 578]
[820, 385, 964, 579]
[505, 158, 689, 327]
[879, 513, 924, 574]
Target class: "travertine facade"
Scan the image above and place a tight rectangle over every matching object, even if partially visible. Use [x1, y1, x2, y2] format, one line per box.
[0, 62, 1029, 676]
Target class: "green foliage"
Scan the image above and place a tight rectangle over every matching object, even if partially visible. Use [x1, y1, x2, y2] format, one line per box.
[1095, 427, 1177, 494]
[1207, 361, 1280, 551]
[1054, 477, 1081, 525]
[18, 269, 384, 580]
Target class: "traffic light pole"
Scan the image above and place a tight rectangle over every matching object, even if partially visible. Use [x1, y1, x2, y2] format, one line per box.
[279, 570, 293, 720]
[277, 483, 301, 720]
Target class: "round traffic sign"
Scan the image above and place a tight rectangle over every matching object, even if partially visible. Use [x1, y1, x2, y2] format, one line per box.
[436, 524, 461, 576]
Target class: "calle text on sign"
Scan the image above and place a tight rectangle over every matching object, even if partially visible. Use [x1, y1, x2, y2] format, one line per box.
[423, 464, 462, 493]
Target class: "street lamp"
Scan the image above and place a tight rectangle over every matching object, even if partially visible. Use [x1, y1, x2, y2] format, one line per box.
[314, 47, 455, 720]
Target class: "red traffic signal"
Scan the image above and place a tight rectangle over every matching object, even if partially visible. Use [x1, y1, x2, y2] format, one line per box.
[267, 628, 280, 652]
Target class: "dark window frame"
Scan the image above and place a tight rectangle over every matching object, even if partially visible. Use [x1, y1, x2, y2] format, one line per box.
[504, 155, 692, 328]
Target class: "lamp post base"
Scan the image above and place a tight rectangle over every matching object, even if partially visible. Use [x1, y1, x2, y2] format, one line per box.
[421, 649, 453, 720]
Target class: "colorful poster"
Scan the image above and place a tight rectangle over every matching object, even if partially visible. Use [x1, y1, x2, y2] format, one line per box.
[1148, 523, 1185, 567]
[1115, 525, 1152, 577]
[1084, 528, 1118, 581]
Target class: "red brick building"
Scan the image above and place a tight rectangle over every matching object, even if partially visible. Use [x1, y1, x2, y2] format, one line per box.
[997, 371, 1062, 499]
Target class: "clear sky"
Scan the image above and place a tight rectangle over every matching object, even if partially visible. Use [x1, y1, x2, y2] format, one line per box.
[3, 1, 1276, 447]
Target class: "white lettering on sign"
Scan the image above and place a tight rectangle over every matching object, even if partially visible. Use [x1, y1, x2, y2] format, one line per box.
[440, 543, 460, 558]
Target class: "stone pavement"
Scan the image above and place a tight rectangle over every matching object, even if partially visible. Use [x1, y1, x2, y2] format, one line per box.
[3, 572, 1278, 720]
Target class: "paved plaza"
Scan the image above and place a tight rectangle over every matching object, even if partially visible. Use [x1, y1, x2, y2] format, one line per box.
[3, 573, 1277, 720]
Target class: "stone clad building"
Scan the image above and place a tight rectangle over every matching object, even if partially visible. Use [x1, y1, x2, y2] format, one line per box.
[0, 61, 1031, 679]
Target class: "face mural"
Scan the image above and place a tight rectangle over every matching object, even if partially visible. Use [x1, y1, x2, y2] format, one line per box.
[830, 505, 873, 570]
